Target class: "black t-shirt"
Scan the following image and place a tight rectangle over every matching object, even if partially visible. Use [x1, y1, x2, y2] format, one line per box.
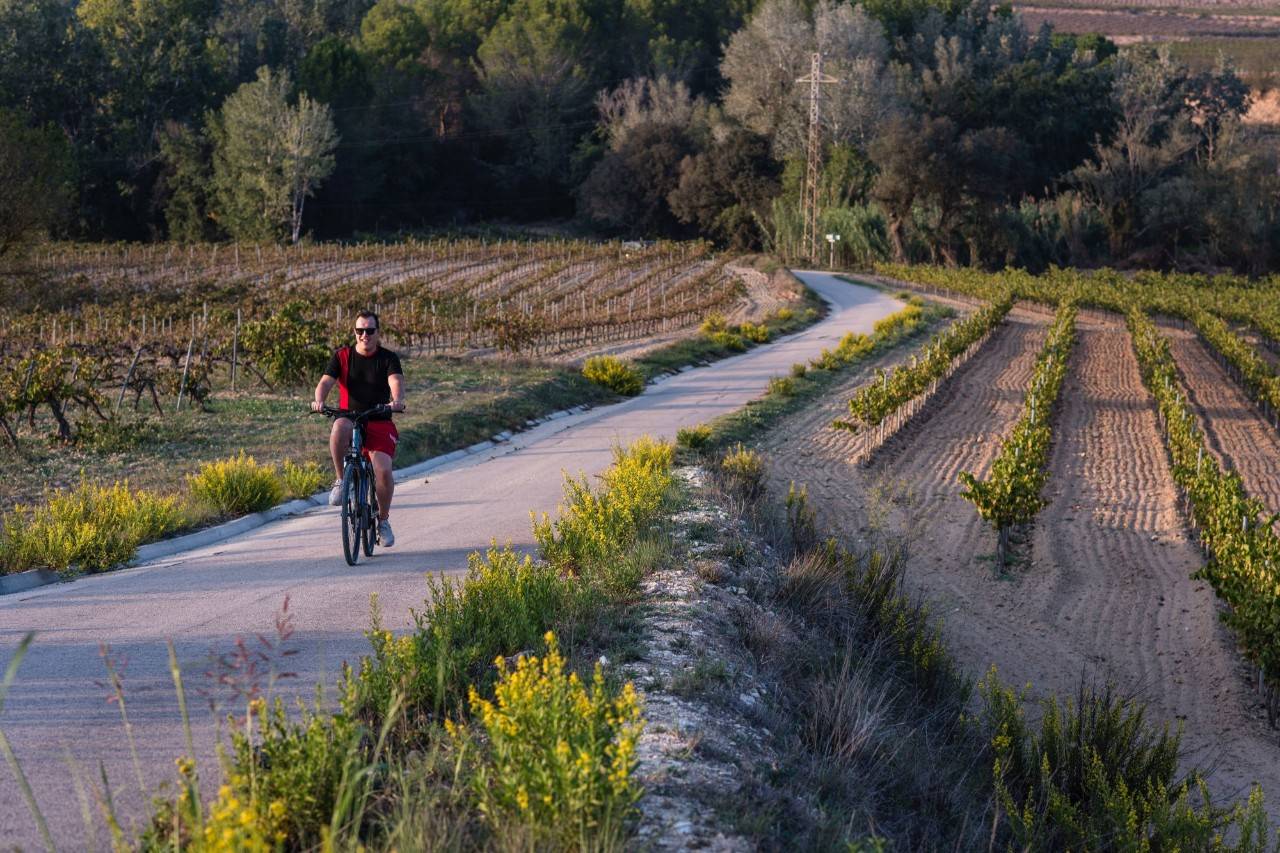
[324, 345, 403, 420]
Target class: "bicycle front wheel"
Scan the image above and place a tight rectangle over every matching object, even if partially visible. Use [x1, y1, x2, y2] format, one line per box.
[340, 464, 361, 566]
[362, 466, 378, 557]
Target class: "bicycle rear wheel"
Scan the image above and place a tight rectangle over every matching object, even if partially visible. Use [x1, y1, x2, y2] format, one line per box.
[362, 465, 378, 557]
[340, 464, 361, 566]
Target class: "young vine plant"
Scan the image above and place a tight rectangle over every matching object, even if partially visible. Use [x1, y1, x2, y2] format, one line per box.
[959, 302, 1077, 565]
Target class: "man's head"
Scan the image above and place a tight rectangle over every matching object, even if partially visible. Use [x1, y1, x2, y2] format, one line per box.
[354, 311, 380, 352]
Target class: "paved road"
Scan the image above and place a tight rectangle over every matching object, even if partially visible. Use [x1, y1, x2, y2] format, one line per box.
[0, 273, 900, 849]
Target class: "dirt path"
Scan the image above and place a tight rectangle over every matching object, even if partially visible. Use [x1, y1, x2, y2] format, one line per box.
[1163, 322, 1280, 518]
[762, 307, 1280, 822]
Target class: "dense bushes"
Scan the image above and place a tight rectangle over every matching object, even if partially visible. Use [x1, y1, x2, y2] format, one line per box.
[582, 355, 644, 396]
[0, 481, 184, 574]
[187, 452, 285, 515]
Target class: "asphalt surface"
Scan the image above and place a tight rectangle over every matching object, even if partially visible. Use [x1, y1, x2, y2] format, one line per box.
[0, 272, 901, 849]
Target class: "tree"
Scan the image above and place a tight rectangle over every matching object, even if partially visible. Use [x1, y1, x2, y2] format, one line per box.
[721, 0, 900, 158]
[668, 127, 781, 248]
[211, 67, 339, 242]
[157, 120, 215, 242]
[469, 0, 595, 217]
[0, 109, 74, 257]
[1071, 48, 1196, 258]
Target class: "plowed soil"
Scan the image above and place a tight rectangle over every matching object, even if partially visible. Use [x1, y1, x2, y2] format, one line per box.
[1163, 321, 1280, 517]
[762, 306, 1280, 820]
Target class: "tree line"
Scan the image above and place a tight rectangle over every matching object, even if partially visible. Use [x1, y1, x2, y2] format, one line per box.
[2, 0, 1275, 272]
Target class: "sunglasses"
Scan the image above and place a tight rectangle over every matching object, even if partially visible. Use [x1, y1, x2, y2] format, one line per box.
[354, 327, 378, 336]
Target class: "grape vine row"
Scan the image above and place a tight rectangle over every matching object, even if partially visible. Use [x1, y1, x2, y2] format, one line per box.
[835, 289, 1014, 439]
[959, 302, 1077, 568]
[1128, 307, 1280, 727]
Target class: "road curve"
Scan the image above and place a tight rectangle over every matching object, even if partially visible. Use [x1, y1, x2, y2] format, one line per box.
[0, 272, 900, 848]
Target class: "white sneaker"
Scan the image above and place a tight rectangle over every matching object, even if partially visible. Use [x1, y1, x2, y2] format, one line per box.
[328, 480, 343, 506]
[378, 518, 394, 547]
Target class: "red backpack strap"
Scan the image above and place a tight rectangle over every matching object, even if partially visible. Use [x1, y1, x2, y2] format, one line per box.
[337, 346, 351, 409]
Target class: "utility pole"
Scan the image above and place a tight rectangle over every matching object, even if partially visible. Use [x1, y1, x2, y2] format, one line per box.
[796, 53, 838, 263]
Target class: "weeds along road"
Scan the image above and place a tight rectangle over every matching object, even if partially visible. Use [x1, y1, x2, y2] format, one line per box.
[0, 272, 902, 848]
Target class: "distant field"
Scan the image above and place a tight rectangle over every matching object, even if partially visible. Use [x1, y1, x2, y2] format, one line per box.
[1015, 1, 1280, 95]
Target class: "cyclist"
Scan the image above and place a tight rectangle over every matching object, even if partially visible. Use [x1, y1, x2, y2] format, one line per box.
[311, 311, 406, 547]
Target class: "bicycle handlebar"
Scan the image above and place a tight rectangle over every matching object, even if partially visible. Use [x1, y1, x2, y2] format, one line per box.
[312, 404, 394, 421]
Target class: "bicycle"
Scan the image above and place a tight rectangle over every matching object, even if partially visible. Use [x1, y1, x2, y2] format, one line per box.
[314, 404, 391, 565]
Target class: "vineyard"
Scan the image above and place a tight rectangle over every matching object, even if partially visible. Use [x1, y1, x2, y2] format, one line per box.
[0, 238, 744, 447]
[860, 263, 1280, 729]
[758, 264, 1280, 818]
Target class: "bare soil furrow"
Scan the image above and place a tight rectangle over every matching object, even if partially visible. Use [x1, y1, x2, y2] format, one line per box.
[1027, 311, 1279, 815]
[1163, 323, 1280, 519]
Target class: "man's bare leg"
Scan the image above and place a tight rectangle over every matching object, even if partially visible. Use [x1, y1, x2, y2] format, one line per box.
[329, 418, 353, 479]
[371, 451, 394, 520]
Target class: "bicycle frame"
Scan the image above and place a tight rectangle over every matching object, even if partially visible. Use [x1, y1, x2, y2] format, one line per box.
[315, 405, 389, 565]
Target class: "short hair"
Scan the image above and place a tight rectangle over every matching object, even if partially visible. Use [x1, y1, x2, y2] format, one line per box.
[356, 310, 380, 329]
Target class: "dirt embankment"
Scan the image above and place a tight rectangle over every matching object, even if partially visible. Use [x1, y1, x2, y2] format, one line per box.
[761, 306, 1280, 822]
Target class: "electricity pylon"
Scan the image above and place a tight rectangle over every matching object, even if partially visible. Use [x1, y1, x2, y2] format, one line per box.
[796, 52, 838, 263]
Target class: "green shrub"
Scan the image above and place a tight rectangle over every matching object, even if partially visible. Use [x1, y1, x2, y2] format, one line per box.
[239, 300, 330, 387]
[582, 355, 643, 396]
[774, 307, 795, 322]
[187, 452, 284, 516]
[709, 330, 747, 352]
[357, 545, 573, 727]
[0, 480, 185, 574]
[719, 443, 765, 503]
[737, 321, 770, 343]
[281, 459, 330, 499]
[768, 376, 796, 397]
[790, 362, 808, 379]
[978, 673, 1271, 850]
[700, 312, 728, 334]
[449, 632, 643, 851]
[533, 437, 674, 585]
[676, 424, 712, 450]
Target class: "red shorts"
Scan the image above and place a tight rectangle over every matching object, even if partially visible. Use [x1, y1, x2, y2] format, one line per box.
[362, 420, 399, 459]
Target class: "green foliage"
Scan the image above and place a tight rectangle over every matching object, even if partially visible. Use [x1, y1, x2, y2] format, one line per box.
[978, 671, 1271, 850]
[737, 321, 769, 343]
[790, 362, 807, 378]
[708, 330, 747, 352]
[533, 437, 675, 585]
[719, 443, 764, 502]
[960, 302, 1077, 564]
[357, 546, 574, 730]
[839, 291, 1013, 431]
[449, 632, 643, 849]
[767, 376, 795, 397]
[0, 109, 75, 256]
[0, 480, 184, 574]
[280, 459, 330, 499]
[581, 355, 644, 396]
[676, 424, 712, 450]
[700, 312, 728, 334]
[239, 300, 330, 387]
[187, 452, 284, 516]
[211, 67, 338, 243]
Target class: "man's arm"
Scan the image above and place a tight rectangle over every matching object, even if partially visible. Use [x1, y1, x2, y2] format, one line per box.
[389, 373, 405, 412]
[311, 375, 336, 412]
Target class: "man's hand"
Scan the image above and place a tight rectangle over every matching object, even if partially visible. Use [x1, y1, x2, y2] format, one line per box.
[390, 400, 406, 413]
[310, 400, 325, 413]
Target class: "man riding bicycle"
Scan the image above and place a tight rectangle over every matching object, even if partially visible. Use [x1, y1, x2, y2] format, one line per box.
[311, 311, 405, 547]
